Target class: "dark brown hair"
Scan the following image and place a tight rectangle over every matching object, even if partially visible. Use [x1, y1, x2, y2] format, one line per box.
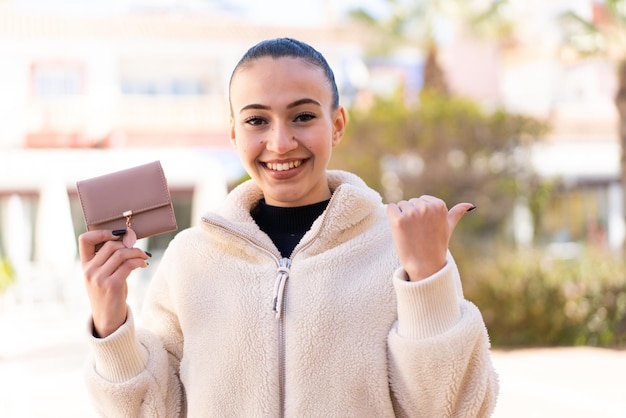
[229, 38, 340, 110]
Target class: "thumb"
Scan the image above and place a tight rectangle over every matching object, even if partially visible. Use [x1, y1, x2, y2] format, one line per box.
[447, 203, 476, 233]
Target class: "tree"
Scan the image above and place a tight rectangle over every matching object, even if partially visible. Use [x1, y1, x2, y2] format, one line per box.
[348, 0, 454, 95]
[330, 90, 549, 238]
[341, 0, 550, 241]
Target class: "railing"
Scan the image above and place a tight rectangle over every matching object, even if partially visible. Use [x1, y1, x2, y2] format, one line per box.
[26, 97, 86, 133]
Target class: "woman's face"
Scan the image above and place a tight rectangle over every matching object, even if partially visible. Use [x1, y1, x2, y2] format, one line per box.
[229, 56, 346, 207]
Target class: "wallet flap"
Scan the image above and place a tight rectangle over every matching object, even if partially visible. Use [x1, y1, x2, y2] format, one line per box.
[76, 160, 173, 225]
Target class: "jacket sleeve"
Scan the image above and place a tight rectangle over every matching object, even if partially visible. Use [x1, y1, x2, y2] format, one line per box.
[83, 306, 185, 418]
[387, 253, 499, 418]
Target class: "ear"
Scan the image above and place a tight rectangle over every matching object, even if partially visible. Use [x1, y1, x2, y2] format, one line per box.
[229, 117, 236, 147]
[331, 106, 347, 147]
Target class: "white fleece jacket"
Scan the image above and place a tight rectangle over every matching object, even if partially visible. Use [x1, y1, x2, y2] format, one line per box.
[84, 170, 499, 417]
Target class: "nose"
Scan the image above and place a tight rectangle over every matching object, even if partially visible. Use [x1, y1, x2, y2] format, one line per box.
[266, 123, 297, 154]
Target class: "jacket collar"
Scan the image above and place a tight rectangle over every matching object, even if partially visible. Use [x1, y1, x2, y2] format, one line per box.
[202, 170, 384, 248]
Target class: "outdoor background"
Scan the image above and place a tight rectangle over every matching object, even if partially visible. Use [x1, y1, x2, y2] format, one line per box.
[1, 0, 625, 417]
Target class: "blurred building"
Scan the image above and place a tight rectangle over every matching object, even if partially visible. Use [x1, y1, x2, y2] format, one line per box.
[0, 0, 368, 302]
[0, 0, 622, 302]
[365, 0, 622, 253]
[497, 0, 621, 253]
[337, 0, 620, 254]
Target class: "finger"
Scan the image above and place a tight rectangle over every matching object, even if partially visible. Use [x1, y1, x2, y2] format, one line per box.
[396, 199, 416, 213]
[447, 203, 476, 232]
[411, 195, 446, 208]
[417, 194, 441, 202]
[78, 230, 126, 263]
[386, 202, 402, 218]
[111, 257, 150, 280]
[388, 197, 441, 218]
[97, 246, 150, 276]
[108, 246, 150, 266]
[95, 256, 148, 288]
[84, 247, 149, 292]
[394, 200, 424, 221]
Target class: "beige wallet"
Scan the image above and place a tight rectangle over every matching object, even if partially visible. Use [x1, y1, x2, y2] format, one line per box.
[76, 160, 178, 244]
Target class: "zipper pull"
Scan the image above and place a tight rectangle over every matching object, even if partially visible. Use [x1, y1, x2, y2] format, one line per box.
[272, 257, 291, 319]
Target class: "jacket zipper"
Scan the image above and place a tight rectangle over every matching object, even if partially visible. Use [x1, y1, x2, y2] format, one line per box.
[202, 193, 337, 418]
[273, 194, 335, 418]
[272, 257, 291, 319]
[274, 257, 290, 418]
[201, 218, 291, 416]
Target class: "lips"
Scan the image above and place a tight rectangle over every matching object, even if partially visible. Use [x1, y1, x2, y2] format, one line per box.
[265, 160, 303, 171]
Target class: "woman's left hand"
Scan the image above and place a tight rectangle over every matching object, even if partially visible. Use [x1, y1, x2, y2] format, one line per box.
[386, 196, 474, 281]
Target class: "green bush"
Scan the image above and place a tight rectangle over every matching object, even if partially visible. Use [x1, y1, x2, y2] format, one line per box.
[457, 245, 626, 348]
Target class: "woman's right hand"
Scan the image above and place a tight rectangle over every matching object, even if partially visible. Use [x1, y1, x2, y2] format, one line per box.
[78, 230, 151, 338]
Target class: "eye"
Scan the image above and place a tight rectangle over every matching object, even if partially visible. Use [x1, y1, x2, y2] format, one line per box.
[294, 112, 316, 123]
[243, 116, 267, 126]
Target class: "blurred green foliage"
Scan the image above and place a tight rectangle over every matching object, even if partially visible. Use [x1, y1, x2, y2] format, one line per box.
[333, 89, 626, 348]
[457, 245, 626, 348]
[331, 90, 549, 237]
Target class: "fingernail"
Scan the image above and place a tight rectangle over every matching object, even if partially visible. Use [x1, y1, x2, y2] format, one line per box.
[112, 229, 127, 236]
[144, 251, 153, 257]
[466, 206, 477, 212]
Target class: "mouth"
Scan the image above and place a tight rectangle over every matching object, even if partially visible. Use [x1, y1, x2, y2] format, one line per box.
[264, 159, 304, 172]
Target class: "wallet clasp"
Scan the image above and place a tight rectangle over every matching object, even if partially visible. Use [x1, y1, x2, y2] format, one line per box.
[123, 210, 133, 228]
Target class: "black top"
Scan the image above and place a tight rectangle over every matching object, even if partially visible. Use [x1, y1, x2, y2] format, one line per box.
[252, 198, 330, 257]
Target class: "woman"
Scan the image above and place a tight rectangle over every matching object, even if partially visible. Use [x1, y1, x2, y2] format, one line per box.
[80, 37, 499, 417]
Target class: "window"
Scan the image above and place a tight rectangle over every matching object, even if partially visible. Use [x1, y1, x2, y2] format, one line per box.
[119, 57, 220, 96]
[30, 61, 84, 97]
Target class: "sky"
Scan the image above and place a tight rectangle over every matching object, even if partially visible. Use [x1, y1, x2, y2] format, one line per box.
[16, 0, 390, 26]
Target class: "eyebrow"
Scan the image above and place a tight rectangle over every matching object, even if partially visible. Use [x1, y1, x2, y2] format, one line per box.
[238, 98, 321, 114]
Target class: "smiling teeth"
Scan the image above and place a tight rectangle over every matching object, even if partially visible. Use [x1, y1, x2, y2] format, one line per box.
[267, 160, 302, 171]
